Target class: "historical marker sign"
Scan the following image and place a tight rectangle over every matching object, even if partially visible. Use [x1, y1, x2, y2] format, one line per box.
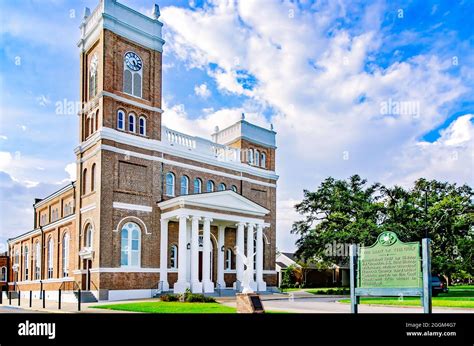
[358, 231, 421, 289]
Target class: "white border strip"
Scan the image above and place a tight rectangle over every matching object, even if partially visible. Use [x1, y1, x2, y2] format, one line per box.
[102, 91, 163, 113]
[80, 203, 96, 214]
[90, 267, 161, 273]
[113, 202, 152, 213]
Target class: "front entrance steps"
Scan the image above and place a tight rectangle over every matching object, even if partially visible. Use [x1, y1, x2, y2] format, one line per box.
[154, 287, 277, 298]
[74, 290, 98, 303]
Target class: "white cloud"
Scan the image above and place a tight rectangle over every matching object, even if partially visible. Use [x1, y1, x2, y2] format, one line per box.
[64, 162, 76, 181]
[161, 1, 472, 251]
[194, 83, 211, 98]
[0, 135, 7, 140]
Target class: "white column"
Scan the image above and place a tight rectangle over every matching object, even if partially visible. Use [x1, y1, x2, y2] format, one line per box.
[202, 217, 214, 293]
[190, 216, 202, 293]
[217, 225, 226, 288]
[246, 223, 257, 290]
[160, 218, 170, 291]
[234, 222, 245, 289]
[174, 215, 190, 293]
[256, 223, 266, 291]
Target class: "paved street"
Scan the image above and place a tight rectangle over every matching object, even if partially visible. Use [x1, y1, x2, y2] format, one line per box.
[1, 291, 472, 314]
[226, 291, 474, 314]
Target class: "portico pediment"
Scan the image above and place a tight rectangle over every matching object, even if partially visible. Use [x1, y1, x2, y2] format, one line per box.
[157, 190, 269, 217]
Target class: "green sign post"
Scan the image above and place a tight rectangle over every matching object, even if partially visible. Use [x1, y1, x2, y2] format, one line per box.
[350, 231, 432, 313]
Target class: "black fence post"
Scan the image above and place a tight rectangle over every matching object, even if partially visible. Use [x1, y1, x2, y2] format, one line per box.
[0, 287, 3, 305]
[9, 291, 12, 305]
[58, 289, 61, 310]
[29, 291, 32, 308]
[18, 291, 21, 306]
[77, 289, 81, 311]
[42, 290, 45, 308]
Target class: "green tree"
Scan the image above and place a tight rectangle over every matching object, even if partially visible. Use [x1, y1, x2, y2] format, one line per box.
[291, 175, 382, 265]
[291, 175, 474, 283]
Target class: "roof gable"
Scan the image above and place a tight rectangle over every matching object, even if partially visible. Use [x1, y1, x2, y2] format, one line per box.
[158, 190, 270, 217]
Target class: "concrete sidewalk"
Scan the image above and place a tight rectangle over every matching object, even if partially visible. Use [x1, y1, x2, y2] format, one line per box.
[0, 297, 143, 314]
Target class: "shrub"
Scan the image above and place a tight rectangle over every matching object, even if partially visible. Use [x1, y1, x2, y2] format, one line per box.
[160, 294, 180, 302]
[185, 293, 216, 303]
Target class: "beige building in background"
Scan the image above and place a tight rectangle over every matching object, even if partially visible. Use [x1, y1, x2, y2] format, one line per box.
[6, 0, 278, 301]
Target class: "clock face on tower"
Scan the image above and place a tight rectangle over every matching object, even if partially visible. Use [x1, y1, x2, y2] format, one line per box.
[124, 52, 142, 71]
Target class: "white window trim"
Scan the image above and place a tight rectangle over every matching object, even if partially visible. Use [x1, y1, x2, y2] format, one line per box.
[47, 238, 54, 279]
[218, 183, 226, 191]
[85, 225, 93, 248]
[225, 248, 232, 270]
[181, 175, 189, 195]
[166, 172, 175, 197]
[170, 244, 178, 269]
[128, 113, 136, 133]
[207, 180, 215, 193]
[35, 242, 41, 280]
[194, 178, 202, 194]
[117, 110, 125, 130]
[261, 152, 266, 168]
[62, 233, 70, 277]
[24, 246, 29, 280]
[139, 116, 146, 136]
[120, 222, 141, 268]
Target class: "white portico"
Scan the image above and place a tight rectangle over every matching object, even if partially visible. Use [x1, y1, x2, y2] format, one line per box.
[158, 190, 269, 294]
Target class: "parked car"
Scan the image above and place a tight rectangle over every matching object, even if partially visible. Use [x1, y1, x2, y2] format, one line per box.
[432, 276, 448, 296]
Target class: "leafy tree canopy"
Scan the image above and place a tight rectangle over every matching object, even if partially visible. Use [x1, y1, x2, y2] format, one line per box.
[291, 175, 474, 282]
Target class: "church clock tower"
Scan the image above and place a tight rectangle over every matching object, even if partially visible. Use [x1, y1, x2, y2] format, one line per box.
[74, 0, 165, 292]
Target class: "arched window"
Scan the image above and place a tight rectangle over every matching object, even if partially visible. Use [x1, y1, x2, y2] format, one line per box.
[261, 152, 266, 168]
[0, 266, 6, 282]
[91, 163, 96, 192]
[166, 172, 175, 196]
[128, 113, 136, 132]
[24, 246, 29, 280]
[121, 222, 141, 267]
[85, 224, 93, 248]
[248, 149, 254, 165]
[62, 233, 69, 277]
[47, 238, 53, 279]
[218, 183, 226, 191]
[82, 169, 87, 195]
[193, 178, 202, 194]
[206, 180, 215, 193]
[139, 116, 146, 136]
[255, 150, 260, 166]
[180, 175, 189, 195]
[231, 185, 238, 193]
[170, 244, 178, 269]
[123, 52, 143, 98]
[225, 248, 233, 270]
[89, 53, 98, 98]
[35, 241, 40, 280]
[117, 110, 125, 130]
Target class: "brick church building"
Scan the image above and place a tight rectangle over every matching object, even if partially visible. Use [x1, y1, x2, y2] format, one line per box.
[6, 0, 278, 301]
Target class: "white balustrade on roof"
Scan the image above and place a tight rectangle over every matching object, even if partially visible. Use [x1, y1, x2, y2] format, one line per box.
[162, 126, 241, 163]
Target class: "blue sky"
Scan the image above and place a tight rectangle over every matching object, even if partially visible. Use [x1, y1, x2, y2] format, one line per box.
[0, 0, 473, 251]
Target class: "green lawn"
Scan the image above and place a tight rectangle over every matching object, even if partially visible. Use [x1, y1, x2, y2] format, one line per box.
[339, 285, 474, 309]
[92, 301, 237, 313]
